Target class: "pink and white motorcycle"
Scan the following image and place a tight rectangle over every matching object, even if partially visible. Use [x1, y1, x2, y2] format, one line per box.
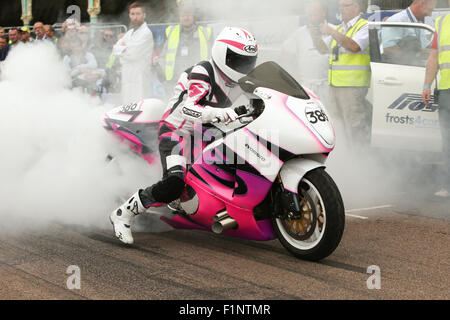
[103, 62, 345, 261]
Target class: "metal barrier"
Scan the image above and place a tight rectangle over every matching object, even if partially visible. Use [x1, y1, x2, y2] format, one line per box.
[2, 23, 127, 41]
[52, 23, 127, 40]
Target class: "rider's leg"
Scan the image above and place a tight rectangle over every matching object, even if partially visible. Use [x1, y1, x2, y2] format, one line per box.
[139, 123, 188, 205]
[110, 123, 188, 244]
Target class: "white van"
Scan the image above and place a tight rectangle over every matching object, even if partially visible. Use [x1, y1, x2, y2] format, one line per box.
[367, 21, 442, 152]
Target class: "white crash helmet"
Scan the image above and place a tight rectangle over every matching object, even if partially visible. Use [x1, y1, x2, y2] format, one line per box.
[211, 27, 258, 83]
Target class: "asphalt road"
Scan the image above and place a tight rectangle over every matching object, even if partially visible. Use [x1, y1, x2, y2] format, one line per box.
[0, 197, 448, 300]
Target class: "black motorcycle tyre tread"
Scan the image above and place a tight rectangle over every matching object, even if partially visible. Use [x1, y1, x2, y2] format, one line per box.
[272, 168, 345, 261]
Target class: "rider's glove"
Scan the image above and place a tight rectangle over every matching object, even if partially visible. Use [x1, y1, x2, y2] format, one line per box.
[238, 104, 254, 124]
[239, 116, 254, 124]
[203, 106, 238, 123]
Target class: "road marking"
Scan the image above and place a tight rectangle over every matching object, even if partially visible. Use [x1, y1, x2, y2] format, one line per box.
[345, 205, 393, 219]
[345, 214, 369, 220]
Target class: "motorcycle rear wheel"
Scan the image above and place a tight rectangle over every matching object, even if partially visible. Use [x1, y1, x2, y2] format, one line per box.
[272, 168, 345, 261]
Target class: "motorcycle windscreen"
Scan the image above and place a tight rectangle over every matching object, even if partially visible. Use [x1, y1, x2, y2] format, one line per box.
[238, 61, 310, 100]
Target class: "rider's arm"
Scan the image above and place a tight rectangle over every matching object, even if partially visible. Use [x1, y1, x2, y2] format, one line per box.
[180, 65, 214, 123]
[180, 65, 238, 123]
[181, 78, 214, 123]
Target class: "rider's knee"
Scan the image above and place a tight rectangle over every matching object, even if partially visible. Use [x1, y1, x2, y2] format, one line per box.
[152, 175, 185, 203]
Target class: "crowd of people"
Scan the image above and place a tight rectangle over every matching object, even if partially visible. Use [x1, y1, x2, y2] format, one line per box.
[0, 0, 211, 102]
[0, 23, 58, 57]
[0, 18, 124, 94]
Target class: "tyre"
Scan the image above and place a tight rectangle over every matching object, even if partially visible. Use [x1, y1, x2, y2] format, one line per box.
[272, 168, 345, 261]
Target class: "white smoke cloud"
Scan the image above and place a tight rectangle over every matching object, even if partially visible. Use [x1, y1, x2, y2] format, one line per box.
[0, 42, 162, 231]
[0, 2, 440, 236]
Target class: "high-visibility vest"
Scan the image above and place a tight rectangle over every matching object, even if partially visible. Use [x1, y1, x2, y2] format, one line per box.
[106, 53, 116, 69]
[165, 24, 211, 81]
[106, 53, 122, 69]
[329, 17, 371, 87]
[436, 14, 450, 90]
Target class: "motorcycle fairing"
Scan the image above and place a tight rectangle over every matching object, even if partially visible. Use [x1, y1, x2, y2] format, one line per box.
[104, 118, 159, 152]
[103, 99, 166, 163]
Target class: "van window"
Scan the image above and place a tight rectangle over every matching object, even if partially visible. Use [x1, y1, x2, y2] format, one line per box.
[375, 25, 434, 67]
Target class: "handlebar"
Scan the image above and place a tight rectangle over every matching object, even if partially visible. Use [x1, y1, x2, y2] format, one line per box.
[234, 105, 248, 116]
[212, 105, 251, 124]
[212, 101, 264, 125]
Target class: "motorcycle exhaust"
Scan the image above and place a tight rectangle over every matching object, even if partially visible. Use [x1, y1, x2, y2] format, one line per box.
[212, 212, 238, 234]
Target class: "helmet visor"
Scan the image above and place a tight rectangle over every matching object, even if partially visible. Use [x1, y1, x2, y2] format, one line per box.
[226, 48, 257, 75]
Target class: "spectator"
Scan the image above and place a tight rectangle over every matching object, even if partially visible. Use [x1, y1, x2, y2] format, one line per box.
[63, 35, 98, 79]
[0, 27, 5, 37]
[112, 1, 154, 103]
[91, 28, 115, 69]
[90, 30, 103, 51]
[317, 0, 372, 150]
[19, 26, 31, 43]
[33, 22, 47, 41]
[44, 25, 57, 43]
[57, 19, 81, 57]
[64, 18, 80, 37]
[57, 35, 71, 57]
[422, 9, 450, 197]
[103, 29, 115, 47]
[0, 35, 9, 61]
[78, 25, 90, 49]
[61, 21, 68, 36]
[8, 28, 20, 49]
[382, 0, 437, 58]
[159, 3, 212, 89]
[281, 0, 333, 105]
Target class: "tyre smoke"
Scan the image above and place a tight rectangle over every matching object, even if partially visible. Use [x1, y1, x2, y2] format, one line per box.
[0, 42, 161, 231]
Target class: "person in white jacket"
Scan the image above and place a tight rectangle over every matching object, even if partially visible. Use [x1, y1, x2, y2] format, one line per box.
[113, 1, 154, 104]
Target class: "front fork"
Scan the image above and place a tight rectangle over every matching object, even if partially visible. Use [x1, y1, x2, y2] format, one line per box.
[273, 175, 303, 220]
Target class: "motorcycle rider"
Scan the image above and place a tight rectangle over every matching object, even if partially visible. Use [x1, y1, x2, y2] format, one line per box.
[110, 27, 258, 244]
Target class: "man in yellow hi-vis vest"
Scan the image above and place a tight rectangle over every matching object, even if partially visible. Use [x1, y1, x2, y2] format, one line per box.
[317, 0, 372, 149]
[422, 8, 450, 197]
[161, 4, 212, 88]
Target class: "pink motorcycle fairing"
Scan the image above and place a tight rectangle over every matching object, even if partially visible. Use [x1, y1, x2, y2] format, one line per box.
[159, 122, 278, 241]
[103, 99, 166, 164]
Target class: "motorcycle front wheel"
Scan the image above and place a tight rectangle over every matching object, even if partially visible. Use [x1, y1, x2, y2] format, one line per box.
[272, 168, 345, 261]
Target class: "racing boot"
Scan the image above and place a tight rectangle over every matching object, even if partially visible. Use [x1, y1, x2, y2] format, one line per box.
[110, 190, 147, 244]
[111, 176, 185, 244]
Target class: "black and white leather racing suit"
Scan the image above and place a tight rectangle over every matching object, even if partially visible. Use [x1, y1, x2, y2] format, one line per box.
[139, 60, 245, 207]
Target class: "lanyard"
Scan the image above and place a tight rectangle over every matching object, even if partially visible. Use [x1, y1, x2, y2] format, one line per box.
[406, 8, 416, 23]
[406, 8, 421, 38]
